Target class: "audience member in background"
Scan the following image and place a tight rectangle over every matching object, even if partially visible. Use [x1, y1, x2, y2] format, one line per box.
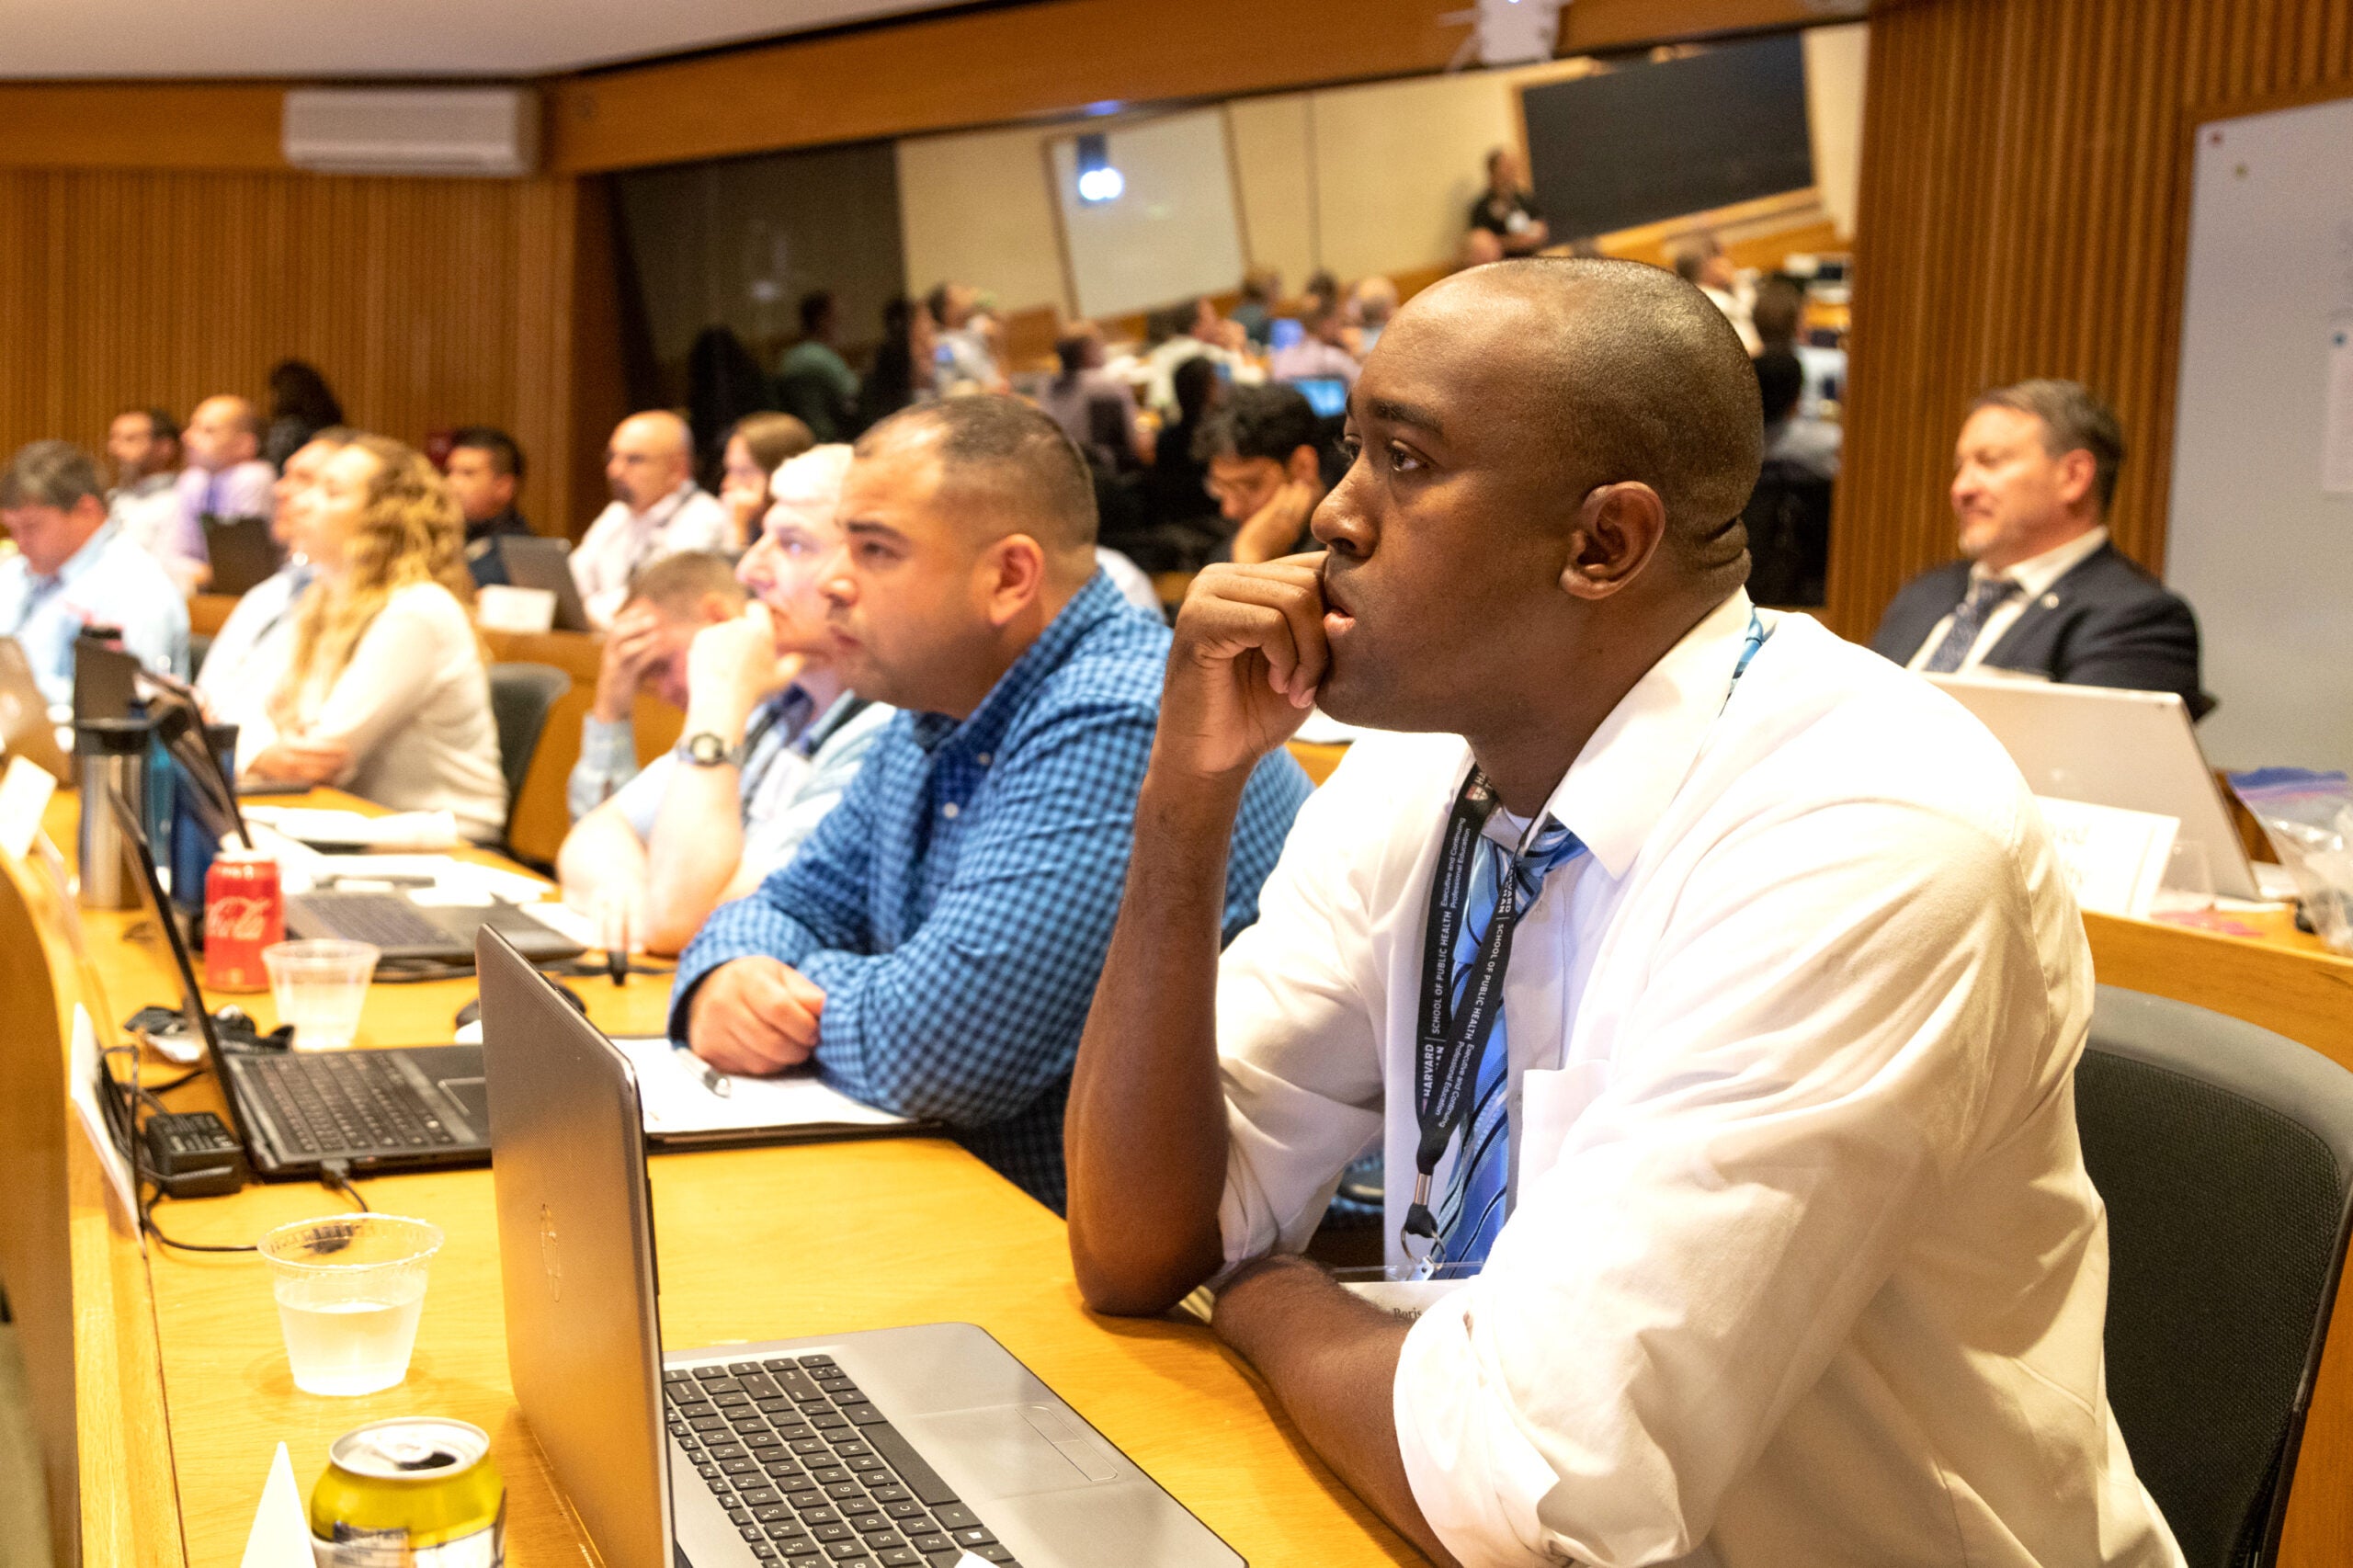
[776, 291, 861, 443]
[563, 449, 894, 953]
[1675, 233, 1760, 353]
[1063, 257, 2183, 1568]
[858, 296, 936, 434]
[673, 396, 1309, 1211]
[1755, 349, 1840, 481]
[927, 281, 1004, 395]
[1872, 380, 2211, 717]
[242, 435, 506, 837]
[1751, 274, 1844, 418]
[1196, 384, 1327, 564]
[197, 428, 351, 732]
[444, 426, 532, 588]
[1040, 322, 1149, 473]
[686, 325, 775, 485]
[1468, 147, 1549, 257]
[566, 551, 745, 819]
[261, 359, 346, 471]
[172, 394, 276, 588]
[1144, 357, 1224, 542]
[0, 440, 188, 705]
[1230, 268, 1282, 347]
[571, 410, 734, 631]
[1268, 294, 1362, 389]
[1349, 276, 1399, 355]
[717, 412, 815, 550]
[1133, 299, 1255, 415]
[105, 406, 184, 570]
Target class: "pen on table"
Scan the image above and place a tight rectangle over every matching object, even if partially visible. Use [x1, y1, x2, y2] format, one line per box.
[694, 1058, 732, 1099]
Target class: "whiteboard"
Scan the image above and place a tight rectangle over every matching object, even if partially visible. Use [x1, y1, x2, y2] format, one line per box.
[2166, 96, 2353, 773]
[1049, 110, 1246, 321]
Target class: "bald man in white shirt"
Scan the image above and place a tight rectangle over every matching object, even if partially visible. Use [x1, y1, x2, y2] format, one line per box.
[1065, 260, 2182, 1567]
[571, 410, 734, 630]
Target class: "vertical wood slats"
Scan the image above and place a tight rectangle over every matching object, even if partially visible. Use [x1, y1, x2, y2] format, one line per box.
[1827, 0, 2353, 647]
[0, 169, 584, 534]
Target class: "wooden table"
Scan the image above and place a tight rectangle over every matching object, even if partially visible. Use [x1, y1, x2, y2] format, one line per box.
[35, 789, 1416, 1567]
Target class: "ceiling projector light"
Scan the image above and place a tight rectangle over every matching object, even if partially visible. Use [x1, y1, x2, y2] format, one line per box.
[1075, 132, 1124, 204]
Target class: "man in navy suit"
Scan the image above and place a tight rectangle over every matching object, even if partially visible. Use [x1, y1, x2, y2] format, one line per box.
[1870, 380, 2212, 719]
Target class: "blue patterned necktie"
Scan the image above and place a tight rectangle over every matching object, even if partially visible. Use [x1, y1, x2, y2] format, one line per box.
[1427, 816, 1588, 1273]
[1922, 576, 2021, 674]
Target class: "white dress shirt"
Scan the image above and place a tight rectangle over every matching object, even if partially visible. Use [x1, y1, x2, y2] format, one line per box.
[108, 472, 199, 588]
[194, 561, 311, 733]
[1905, 525, 2110, 673]
[569, 483, 733, 631]
[1214, 592, 2182, 1568]
[0, 520, 188, 707]
[240, 583, 506, 842]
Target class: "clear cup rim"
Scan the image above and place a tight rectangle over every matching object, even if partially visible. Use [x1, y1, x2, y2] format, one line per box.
[257, 1211, 443, 1273]
[262, 938, 381, 968]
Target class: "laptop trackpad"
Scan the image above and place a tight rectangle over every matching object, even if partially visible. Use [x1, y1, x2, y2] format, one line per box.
[902, 1404, 1117, 1498]
[437, 1074, 491, 1129]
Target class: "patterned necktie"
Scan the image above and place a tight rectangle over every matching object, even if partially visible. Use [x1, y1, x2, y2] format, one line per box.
[1922, 576, 2022, 674]
[1429, 816, 1588, 1273]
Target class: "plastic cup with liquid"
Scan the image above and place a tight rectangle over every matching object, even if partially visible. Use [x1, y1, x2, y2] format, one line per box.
[259, 1213, 442, 1396]
[262, 938, 379, 1051]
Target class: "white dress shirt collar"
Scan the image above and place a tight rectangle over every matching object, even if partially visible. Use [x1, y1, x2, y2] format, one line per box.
[1471, 589, 1758, 880]
[1973, 523, 2108, 599]
[628, 479, 700, 529]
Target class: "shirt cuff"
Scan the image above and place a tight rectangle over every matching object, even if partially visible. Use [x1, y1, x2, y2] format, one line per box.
[1392, 1287, 1571, 1568]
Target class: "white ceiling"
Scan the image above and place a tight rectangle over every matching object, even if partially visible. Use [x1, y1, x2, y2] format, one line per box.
[0, 0, 971, 79]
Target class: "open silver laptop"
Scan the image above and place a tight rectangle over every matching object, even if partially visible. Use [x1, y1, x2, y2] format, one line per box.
[1927, 674, 2260, 899]
[476, 929, 1243, 1568]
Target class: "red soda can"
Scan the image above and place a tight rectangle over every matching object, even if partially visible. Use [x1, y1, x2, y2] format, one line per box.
[205, 848, 283, 993]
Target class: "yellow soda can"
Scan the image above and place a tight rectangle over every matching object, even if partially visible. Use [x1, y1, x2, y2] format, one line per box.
[310, 1416, 506, 1566]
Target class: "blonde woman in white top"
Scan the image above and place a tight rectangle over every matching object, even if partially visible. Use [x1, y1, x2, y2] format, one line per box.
[241, 435, 507, 841]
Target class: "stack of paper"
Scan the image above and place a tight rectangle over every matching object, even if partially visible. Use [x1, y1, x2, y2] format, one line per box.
[614, 1037, 916, 1141]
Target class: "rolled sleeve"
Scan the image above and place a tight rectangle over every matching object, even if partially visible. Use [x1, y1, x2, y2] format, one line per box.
[1213, 764, 1388, 1267]
[1392, 801, 2052, 1567]
[568, 713, 642, 823]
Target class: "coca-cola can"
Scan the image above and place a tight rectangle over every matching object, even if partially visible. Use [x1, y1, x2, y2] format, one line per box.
[205, 849, 283, 993]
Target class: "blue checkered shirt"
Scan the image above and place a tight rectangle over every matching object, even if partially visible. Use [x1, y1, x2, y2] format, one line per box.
[671, 571, 1313, 1210]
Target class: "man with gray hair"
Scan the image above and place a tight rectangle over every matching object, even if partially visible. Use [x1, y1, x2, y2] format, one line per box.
[0, 441, 188, 704]
[570, 409, 734, 630]
[1871, 378, 2210, 717]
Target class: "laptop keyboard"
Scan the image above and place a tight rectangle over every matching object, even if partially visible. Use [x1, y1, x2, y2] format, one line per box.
[295, 891, 451, 950]
[243, 1051, 461, 1157]
[665, 1356, 1020, 1566]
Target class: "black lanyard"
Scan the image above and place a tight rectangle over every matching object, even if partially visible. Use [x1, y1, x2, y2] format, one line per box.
[1402, 767, 1540, 1256]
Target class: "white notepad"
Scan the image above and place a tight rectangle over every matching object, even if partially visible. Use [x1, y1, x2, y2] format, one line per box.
[612, 1036, 920, 1144]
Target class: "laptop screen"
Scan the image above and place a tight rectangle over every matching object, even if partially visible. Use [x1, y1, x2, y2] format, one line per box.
[105, 785, 249, 1144]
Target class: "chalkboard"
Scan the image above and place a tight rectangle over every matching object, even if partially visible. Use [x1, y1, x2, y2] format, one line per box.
[2165, 95, 2353, 771]
[1520, 34, 1813, 241]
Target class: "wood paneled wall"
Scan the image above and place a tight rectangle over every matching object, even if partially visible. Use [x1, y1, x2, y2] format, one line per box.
[0, 169, 598, 534]
[1828, 0, 2353, 643]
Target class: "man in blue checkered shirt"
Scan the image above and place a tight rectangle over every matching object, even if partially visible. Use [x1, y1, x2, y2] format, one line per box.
[673, 396, 1311, 1211]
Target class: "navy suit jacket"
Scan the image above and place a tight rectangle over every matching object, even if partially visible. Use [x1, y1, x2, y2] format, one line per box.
[1870, 540, 2214, 720]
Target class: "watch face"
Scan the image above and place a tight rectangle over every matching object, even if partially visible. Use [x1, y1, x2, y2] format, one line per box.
[687, 733, 729, 766]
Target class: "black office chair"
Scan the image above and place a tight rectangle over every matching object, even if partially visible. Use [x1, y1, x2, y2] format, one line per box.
[188, 631, 213, 675]
[2077, 985, 2353, 1568]
[486, 662, 572, 846]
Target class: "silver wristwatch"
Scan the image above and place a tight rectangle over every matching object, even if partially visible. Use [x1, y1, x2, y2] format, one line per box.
[675, 732, 743, 768]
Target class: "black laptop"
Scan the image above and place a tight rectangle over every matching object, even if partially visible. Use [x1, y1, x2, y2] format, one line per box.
[483, 534, 591, 632]
[108, 785, 490, 1178]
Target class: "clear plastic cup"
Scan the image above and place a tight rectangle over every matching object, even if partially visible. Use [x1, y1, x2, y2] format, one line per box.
[262, 938, 379, 1051]
[258, 1213, 442, 1396]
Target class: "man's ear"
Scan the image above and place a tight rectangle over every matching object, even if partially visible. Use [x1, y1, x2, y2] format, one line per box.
[1284, 444, 1323, 488]
[1561, 483, 1668, 602]
[2053, 448, 2097, 512]
[981, 534, 1047, 627]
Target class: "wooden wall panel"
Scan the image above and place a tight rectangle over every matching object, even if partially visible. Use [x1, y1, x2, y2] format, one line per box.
[0, 169, 601, 536]
[1828, 0, 2353, 644]
[549, 0, 1830, 174]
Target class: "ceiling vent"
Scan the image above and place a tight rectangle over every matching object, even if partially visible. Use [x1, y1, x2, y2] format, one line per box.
[282, 87, 540, 177]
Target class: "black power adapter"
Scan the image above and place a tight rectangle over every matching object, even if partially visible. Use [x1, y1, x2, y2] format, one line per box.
[142, 1112, 250, 1198]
